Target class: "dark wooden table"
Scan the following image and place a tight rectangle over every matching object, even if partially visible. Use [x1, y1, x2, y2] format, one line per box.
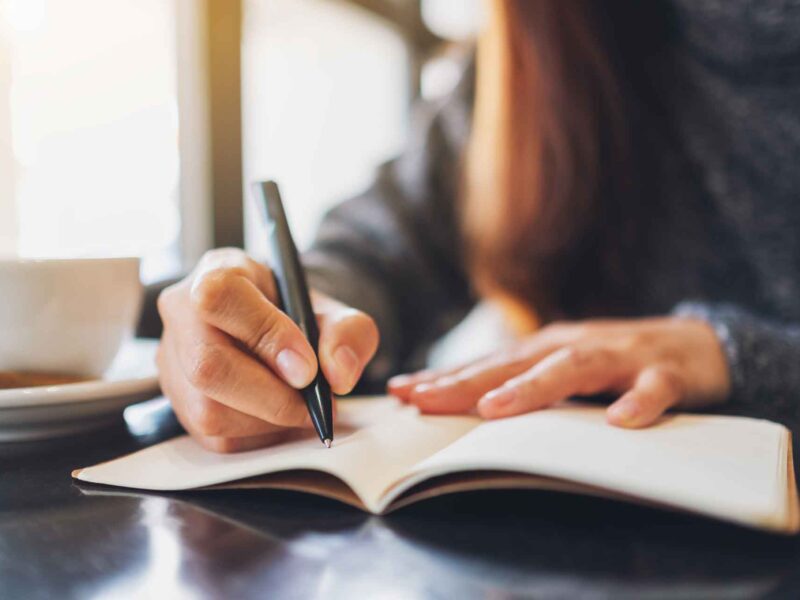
[4, 397, 800, 599]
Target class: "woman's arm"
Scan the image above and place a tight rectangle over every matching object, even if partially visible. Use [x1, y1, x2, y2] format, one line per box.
[674, 302, 800, 421]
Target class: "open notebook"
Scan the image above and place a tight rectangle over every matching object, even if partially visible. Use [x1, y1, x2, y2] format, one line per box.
[73, 397, 800, 534]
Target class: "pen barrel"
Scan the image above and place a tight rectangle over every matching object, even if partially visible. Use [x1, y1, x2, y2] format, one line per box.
[254, 181, 334, 442]
[261, 187, 319, 349]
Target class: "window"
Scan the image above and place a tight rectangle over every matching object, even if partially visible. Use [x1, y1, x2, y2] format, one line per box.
[0, 0, 180, 282]
[242, 0, 409, 258]
[0, 0, 481, 281]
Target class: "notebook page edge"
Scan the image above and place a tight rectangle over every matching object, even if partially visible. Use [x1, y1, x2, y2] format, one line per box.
[73, 397, 480, 512]
[381, 469, 798, 533]
[785, 433, 800, 534]
[206, 471, 370, 512]
[73, 434, 384, 509]
[385, 404, 791, 531]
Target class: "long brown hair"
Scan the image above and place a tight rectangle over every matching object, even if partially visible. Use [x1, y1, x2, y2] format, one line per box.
[464, 0, 664, 330]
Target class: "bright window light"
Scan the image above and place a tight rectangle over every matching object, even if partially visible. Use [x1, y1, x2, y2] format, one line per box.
[1, 0, 181, 282]
[242, 0, 409, 258]
[3, 0, 47, 34]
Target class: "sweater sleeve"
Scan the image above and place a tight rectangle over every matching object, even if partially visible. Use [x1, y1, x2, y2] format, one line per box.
[673, 301, 800, 421]
[303, 76, 476, 388]
[136, 277, 181, 339]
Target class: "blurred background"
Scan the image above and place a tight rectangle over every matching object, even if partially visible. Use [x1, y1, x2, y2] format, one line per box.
[0, 0, 481, 282]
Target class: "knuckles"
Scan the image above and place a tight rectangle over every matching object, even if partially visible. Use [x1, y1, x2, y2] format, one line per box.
[191, 267, 247, 318]
[552, 344, 611, 370]
[619, 331, 653, 354]
[559, 345, 593, 369]
[248, 309, 284, 358]
[652, 366, 686, 399]
[188, 343, 231, 392]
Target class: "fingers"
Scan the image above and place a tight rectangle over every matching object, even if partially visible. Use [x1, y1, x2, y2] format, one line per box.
[170, 318, 311, 428]
[405, 359, 531, 414]
[388, 367, 459, 401]
[158, 334, 290, 438]
[402, 345, 561, 414]
[315, 295, 379, 395]
[184, 341, 310, 428]
[387, 333, 571, 407]
[191, 266, 317, 389]
[606, 367, 684, 428]
[188, 250, 379, 395]
[193, 248, 278, 297]
[157, 247, 372, 453]
[385, 318, 702, 429]
[477, 346, 629, 419]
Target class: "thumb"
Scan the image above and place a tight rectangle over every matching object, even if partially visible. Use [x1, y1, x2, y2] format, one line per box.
[314, 294, 379, 395]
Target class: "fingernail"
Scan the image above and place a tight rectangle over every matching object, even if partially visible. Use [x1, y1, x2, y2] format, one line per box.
[412, 382, 436, 395]
[333, 345, 359, 388]
[276, 349, 314, 388]
[478, 386, 517, 413]
[434, 375, 458, 389]
[388, 374, 413, 388]
[413, 377, 455, 395]
[608, 402, 638, 425]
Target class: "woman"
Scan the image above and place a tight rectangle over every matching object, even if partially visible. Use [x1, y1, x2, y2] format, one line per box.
[153, 0, 800, 452]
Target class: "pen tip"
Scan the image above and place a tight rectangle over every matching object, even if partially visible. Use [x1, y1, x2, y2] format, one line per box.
[323, 438, 332, 449]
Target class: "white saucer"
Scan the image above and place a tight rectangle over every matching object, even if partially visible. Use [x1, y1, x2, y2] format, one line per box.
[0, 339, 161, 442]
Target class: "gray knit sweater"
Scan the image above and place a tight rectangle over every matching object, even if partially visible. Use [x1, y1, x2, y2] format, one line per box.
[304, 0, 800, 421]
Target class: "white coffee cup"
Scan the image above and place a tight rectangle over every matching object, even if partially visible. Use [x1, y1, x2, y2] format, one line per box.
[0, 257, 143, 378]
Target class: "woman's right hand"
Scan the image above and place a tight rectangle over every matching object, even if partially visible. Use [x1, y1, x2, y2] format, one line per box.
[156, 248, 379, 453]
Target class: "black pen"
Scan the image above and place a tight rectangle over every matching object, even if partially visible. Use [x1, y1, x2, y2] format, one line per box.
[253, 181, 334, 448]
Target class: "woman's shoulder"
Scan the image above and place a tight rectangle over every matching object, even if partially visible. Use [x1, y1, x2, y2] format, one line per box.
[668, 0, 800, 75]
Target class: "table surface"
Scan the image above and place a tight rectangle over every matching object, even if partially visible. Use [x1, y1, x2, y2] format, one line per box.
[4, 398, 800, 600]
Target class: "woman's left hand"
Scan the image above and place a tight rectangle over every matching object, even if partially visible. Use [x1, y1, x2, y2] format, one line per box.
[388, 317, 731, 428]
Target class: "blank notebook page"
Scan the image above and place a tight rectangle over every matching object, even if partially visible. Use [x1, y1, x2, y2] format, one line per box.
[409, 404, 789, 529]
